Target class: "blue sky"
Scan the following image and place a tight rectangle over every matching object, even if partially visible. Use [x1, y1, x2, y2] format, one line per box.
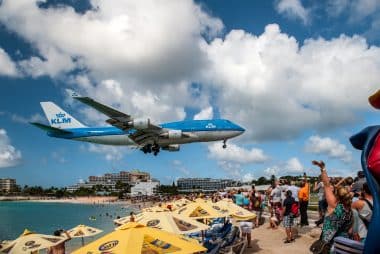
[1, 0, 380, 187]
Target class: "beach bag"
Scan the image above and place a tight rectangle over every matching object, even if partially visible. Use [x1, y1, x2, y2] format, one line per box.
[291, 202, 299, 217]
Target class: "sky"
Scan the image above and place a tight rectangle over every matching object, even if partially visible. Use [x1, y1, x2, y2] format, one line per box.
[1, 0, 380, 187]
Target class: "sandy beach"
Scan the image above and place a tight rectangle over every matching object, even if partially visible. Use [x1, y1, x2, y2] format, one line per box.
[243, 224, 318, 254]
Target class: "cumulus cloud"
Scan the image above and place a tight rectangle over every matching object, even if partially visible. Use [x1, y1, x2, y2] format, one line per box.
[275, 0, 310, 25]
[218, 161, 243, 179]
[0, 0, 223, 124]
[171, 160, 190, 176]
[0, 48, 19, 77]
[11, 113, 45, 124]
[201, 24, 380, 141]
[305, 135, 352, 163]
[194, 106, 213, 120]
[264, 166, 280, 178]
[0, 129, 22, 168]
[242, 172, 255, 182]
[208, 143, 268, 164]
[1, 1, 380, 145]
[87, 144, 126, 161]
[284, 157, 304, 173]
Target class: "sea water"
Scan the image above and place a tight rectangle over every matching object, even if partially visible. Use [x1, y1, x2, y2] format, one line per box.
[0, 201, 133, 250]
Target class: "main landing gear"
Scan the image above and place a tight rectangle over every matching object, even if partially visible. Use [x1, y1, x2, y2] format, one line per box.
[223, 140, 227, 149]
[141, 144, 160, 156]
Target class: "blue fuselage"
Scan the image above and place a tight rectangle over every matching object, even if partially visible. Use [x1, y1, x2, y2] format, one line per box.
[47, 119, 245, 146]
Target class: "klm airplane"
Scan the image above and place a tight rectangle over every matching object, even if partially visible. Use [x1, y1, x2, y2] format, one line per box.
[31, 91, 245, 156]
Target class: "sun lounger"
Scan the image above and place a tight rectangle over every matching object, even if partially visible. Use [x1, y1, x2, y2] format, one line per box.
[333, 236, 364, 254]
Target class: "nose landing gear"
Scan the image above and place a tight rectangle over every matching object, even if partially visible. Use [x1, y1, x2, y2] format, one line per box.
[223, 140, 227, 149]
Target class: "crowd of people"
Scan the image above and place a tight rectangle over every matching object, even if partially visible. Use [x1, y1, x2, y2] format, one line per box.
[218, 160, 373, 253]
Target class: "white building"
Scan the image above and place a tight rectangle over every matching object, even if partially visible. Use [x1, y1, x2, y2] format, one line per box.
[130, 181, 159, 196]
[0, 178, 16, 193]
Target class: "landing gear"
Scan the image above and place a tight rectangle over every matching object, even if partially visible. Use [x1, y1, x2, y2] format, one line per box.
[152, 144, 160, 156]
[141, 143, 160, 156]
[223, 140, 227, 149]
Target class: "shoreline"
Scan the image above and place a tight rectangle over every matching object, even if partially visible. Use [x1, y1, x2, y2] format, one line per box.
[0, 196, 122, 204]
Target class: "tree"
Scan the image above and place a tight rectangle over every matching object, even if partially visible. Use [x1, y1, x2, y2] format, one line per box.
[257, 176, 268, 185]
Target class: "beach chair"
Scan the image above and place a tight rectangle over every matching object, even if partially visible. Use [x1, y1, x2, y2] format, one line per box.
[219, 238, 247, 254]
[332, 236, 364, 254]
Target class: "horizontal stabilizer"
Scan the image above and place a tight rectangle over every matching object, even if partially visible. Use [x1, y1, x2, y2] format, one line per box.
[30, 122, 72, 134]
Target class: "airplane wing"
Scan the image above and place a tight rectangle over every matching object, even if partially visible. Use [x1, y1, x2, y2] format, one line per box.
[69, 90, 163, 145]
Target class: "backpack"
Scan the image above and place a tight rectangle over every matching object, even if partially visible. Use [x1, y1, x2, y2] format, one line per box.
[291, 202, 299, 217]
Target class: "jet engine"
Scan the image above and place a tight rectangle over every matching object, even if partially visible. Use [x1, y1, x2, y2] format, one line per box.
[162, 144, 180, 151]
[160, 130, 183, 139]
[130, 118, 151, 130]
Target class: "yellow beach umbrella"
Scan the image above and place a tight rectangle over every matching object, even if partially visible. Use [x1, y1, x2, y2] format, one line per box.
[116, 212, 209, 234]
[0, 229, 66, 254]
[214, 200, 256, 220]
[72, 222, 206, 254]
[173, 198, 192, 207]
[176, 200, 225, 219]
[67, 224, 102, 246]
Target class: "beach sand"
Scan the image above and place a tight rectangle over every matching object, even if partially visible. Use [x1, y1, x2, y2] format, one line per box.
[243, 224, 318, 254]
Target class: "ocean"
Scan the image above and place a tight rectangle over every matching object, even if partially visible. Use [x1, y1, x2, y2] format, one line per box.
[0, 201, 133, 250]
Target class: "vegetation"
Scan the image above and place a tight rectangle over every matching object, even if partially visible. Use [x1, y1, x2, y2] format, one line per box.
[158, 184, 178, 195]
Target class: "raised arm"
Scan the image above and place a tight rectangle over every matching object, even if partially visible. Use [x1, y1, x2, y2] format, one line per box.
[312, 160, 337, 209]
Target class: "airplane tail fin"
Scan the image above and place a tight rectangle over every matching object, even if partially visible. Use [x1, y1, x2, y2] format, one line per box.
[40, 101, 86, 129]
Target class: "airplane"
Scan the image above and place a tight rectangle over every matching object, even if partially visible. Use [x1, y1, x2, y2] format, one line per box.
[31, 91, 245, 156]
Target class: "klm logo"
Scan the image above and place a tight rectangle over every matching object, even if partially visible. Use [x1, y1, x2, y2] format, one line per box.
[205, 123, 216, 129]
[51, 112, 71, 125]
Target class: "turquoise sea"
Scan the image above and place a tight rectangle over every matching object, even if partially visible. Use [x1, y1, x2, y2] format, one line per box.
[0, 201, 133, 250]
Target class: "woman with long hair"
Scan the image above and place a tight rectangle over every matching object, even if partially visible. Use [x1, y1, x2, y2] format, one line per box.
[311, 160, 353, 253]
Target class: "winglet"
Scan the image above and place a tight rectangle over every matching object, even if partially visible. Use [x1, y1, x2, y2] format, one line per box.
[66, 89, 81, 98]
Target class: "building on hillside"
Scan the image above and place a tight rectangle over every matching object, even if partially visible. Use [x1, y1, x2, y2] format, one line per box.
[130, 181, 160, 196]
[177, 178, 235, 193]
[67, 170, 152, 192]
[0, 178, 17, 193]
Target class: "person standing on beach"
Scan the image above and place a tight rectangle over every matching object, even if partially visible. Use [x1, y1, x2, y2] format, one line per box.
[282, 190, 295, 243]
[234, 190, 245, 207]
[298, 173, 309, 226]
[47, 230, 71, 254]
[314, 175, 327, 227]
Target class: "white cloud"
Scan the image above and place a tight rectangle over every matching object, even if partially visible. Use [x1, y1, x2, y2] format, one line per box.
[51, 151, 66, 164]
[305, 135, 352, 163]
[275, 0, 310, 25]
[264, 166, 280, 178]
[0, 48, 18, 77]
[0, 129, 22, 168]
[193, 106, 213, 120]
[242, 172, 255, 182]
[0, 0, 223, 124]
[326, 0, 350, 17]
[1, 2, 380, 145]
[201, 24, 380, 141]
[171, 160, 190, 176]
[218, 161, 243, 179]
[284, 157, 304, 173]
[11, 113, 45, 124]
[87, 144, 126, 161]
[208, 142, 268, 164]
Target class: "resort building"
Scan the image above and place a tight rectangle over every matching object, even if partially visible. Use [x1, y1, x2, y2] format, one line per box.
[177, 178, 235, 193]
[66, 170, 155, 193]
[130, 181, 160, 196]
[0, 178, 17, 193]
[88, 170, 150, 185]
